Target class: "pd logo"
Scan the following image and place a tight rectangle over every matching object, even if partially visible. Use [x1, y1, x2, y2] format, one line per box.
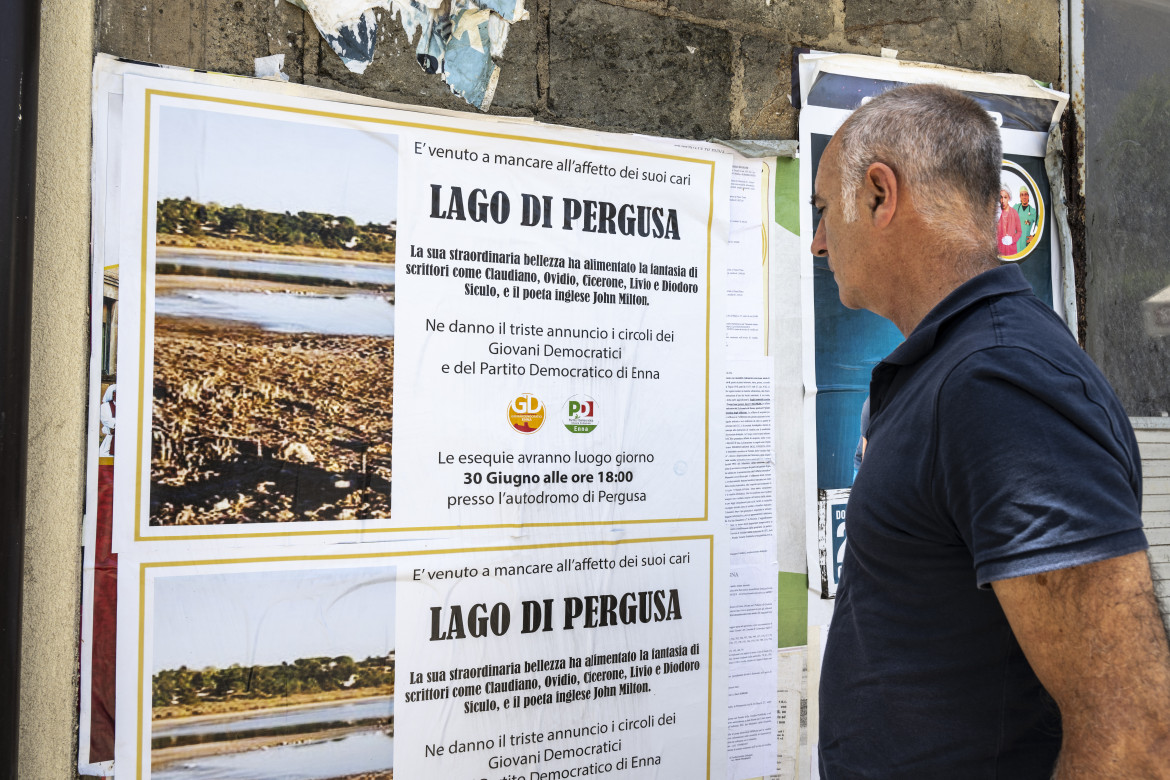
[508, 394, 546, 434]
[562, 395, 598, 433]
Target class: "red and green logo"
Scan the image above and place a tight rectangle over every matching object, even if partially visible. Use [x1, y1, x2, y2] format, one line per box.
[562, 395, 597, 433]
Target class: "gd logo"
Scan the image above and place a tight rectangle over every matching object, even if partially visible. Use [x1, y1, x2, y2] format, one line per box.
[508, 393, 546, 434]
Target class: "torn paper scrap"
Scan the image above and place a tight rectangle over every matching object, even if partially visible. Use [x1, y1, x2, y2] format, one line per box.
[323, 9, 378, 75]
[287, 0, 381, 36]
[285, 0, 527, 111]
[254, 53, 290, 81]
[392, 0, 433, 43]
[472, 0, 526, 23]
[444, 7, 501, 109]
[285, 0, 378, 74]
[408, 0, 452, 76]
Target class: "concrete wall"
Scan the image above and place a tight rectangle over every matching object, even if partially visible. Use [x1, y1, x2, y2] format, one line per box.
[24, 0, 1064, 776]
[25, 0, 95, 776]
[94, 0, 1063, 138]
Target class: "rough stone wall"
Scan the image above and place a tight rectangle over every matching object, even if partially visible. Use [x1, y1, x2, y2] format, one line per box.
[95, 0, 1063, 139]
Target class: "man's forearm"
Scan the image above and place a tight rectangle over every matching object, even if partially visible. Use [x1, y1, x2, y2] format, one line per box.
[1052, 721, 1170, 780]
[993, 552, 1170, 780]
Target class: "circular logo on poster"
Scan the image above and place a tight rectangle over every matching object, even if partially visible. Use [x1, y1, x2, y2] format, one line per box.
[562, 395, 598, 433]
[508, 393, 546, 434]
[996, 160, 1045, 262]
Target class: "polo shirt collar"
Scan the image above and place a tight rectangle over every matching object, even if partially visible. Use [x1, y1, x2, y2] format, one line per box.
[881, 264, 1033, 367]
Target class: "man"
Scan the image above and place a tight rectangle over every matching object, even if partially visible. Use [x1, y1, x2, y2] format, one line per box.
[997, 187, 1021, 255]
[1015, 185, 1038, 253]
[810, 84, 1170, 779]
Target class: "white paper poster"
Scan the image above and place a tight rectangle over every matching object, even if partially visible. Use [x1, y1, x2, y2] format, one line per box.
[115, 534, 727, 780]
[109, 74, 729, 548]
[394, 130, 727, 529]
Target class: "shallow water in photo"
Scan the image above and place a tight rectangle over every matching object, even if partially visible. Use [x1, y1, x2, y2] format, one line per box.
[153, 697, 393, 739]
[159, 253, 397, 286]
[155, 290, 394, 336]
[152, 729, 393, 780]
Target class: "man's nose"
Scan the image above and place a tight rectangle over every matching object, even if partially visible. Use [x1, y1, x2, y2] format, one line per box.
[811, 221, 827, 257]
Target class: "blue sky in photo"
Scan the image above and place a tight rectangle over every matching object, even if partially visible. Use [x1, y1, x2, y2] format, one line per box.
[157, 105, 399, 225]
[152, 565, 397, 671]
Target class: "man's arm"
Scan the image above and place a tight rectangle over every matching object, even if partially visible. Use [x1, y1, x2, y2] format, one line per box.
[992, 551, 1170, 778]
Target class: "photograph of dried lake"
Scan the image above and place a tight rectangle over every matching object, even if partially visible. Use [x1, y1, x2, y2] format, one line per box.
[149, 105, 397, 524]
[149, 565, 396, 780]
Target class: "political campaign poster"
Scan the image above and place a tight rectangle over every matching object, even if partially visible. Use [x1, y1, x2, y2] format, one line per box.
[108, 73, 729, 548]
[796, 53, 1068, 596]
[113, 533, 727, 780]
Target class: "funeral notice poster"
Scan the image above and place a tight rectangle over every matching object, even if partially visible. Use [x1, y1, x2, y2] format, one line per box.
[110, 74, 729, 547]
[114, 534, 726, 780]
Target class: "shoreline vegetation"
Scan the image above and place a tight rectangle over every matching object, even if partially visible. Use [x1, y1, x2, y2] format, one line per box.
[157, 233, 395, 265]
[152, 657, 394, 778]
[153, 654, 394, 717]
[156, 243, 394, 268]
[156, 196, 396, 265]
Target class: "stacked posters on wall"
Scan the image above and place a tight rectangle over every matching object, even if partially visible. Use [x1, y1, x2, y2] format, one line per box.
[81, 56, 774, 780]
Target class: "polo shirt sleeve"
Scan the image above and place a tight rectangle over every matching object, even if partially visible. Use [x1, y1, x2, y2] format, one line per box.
[932, 345, 1147, 587]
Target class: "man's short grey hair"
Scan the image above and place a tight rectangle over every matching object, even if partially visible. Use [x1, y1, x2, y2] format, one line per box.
[836, 84, 1002, 259]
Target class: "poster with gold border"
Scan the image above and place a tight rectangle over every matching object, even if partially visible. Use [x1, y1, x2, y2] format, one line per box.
[113, 533, 727, 780]
[110, 74, 730, 550]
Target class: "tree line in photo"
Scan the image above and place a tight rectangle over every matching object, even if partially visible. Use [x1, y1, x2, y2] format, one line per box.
[153, 654, 395, 707]
[156, 197, 396, 255]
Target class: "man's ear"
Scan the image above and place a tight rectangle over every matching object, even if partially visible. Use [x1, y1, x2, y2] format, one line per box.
[864, 162, 898, 229]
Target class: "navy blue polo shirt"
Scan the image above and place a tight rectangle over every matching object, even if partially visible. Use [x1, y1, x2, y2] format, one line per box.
[819, 265, 1146, 779]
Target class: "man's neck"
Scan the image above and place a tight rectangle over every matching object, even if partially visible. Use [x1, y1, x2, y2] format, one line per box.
[883, 254, 998, 337]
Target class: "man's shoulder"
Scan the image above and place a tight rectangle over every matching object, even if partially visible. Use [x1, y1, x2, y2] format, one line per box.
[937, 292, 1130, 426]
[927, 289, 1066, 371]
[935, 293, 1138, 472]
[952, 290, 1077, 364]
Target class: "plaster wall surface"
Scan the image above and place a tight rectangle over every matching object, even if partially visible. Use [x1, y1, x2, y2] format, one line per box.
[25, 0, 95, 777]
[23, 0, 1062, 776]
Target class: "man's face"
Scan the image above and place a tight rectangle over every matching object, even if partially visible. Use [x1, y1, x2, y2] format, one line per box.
[810, 140, 871, 311]
[1000, 190, 1011, 209]
[1020, 191, 1030, 207]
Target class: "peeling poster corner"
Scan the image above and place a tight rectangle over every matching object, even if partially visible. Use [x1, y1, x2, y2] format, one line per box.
[285, 0, 527, 110]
